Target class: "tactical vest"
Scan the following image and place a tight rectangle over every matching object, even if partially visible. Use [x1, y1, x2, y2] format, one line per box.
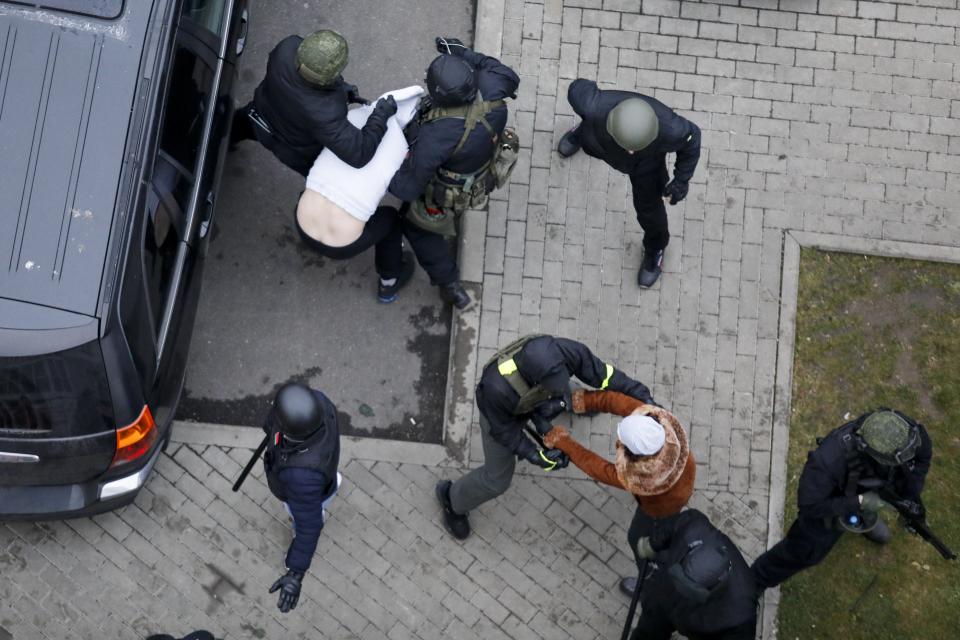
[264, 402, 341, 502]
[485, 334, 562, 416]
[407, 92, 519, 237]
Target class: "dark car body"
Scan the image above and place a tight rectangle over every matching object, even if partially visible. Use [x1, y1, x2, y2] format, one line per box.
[0, 0, 249, 519]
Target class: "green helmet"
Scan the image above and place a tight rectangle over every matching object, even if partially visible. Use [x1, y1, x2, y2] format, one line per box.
[606, 98, 659, 152]
[858, 410, 920, 466]
[296, 30, 349, 87]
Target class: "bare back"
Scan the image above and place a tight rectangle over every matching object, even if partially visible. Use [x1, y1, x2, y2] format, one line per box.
[296, 188, 366, 247]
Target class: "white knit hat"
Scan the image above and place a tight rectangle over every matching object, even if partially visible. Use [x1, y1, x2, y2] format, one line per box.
[617, 415, 666, 455]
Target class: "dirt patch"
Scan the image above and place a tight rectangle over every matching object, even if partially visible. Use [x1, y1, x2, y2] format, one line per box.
[844, 280, 948, 421]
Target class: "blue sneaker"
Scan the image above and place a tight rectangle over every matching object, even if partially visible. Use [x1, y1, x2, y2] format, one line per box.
[377, 252, 415, 303]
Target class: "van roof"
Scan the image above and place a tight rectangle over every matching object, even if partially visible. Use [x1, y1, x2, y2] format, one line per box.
[0, 1, 155, 317]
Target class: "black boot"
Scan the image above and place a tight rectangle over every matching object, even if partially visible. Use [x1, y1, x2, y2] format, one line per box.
[439, 282, 471, 310]
[435, 480, 471, 540]
[863, 518, 892, 545]
[637, 248, 664, 288]
[378, 251, 416, 303]
[557, 127, 582, 158]
[617, 563, 656, 597]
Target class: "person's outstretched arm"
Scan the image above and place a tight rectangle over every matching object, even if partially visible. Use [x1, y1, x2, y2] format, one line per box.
[555, 337, 654, 403]
[282, 468, 332, 574]
[543, 426, 624, 489]
[316, 95, 396, 169]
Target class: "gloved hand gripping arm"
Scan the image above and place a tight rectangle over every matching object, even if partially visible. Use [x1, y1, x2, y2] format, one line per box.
[524, 447, 569, 471]
[544, 425, 625, 489]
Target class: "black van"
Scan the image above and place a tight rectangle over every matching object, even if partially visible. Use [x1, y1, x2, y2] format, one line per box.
[0, 0, 248, 519]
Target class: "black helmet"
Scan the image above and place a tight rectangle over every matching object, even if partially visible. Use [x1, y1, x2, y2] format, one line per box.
[274, 383, 323, 439]
[515, 337, 569, 395]
[667, 539, 732, 603]
[426, 54, 477, 107]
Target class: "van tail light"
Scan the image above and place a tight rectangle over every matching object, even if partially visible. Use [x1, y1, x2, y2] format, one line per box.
[110, 405, 158, 468]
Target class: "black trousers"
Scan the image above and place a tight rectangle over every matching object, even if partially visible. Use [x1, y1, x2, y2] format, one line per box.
[750, 516, 843, 589]
[631, 614, 756, 640]
[401, 214, 459, 286]
[233, 102, 314, 177]
[629, 163, 670, 253]
[295, 206, 404, 279]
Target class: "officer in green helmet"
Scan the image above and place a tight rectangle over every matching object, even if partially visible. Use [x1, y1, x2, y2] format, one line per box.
[752, 409, 933, 589]
[232, 29, 398, 176]
[558, 79, 702, 287]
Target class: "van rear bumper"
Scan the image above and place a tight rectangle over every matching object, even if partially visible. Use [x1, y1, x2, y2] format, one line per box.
[0, 444, 163, 521]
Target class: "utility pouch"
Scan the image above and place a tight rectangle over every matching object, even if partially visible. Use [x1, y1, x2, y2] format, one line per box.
[489, 127, 519, 190]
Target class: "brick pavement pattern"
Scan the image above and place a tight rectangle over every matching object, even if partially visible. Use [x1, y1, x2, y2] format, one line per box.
[4, 1, 960, 638]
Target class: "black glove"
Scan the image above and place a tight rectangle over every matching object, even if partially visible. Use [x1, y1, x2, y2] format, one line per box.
[898, 498, 925, 519]
[269, 570, 303, 613]
[416, 95, 434, 118]
[663, 179, 689, 205]
[373, 95, 398, 118]
[343, 82, 370, 105]
[435, 36, 469, 56]
[525, 448, 569, 471]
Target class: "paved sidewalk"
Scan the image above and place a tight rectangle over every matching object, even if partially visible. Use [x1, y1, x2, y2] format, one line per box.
[4, 1, 960, 639]
[451, 0, 960, 636]
[1, 429, 662, 639]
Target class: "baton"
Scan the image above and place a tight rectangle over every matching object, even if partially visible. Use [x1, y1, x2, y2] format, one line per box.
[621, 559, 649, 640]
[232, 434, 269, 492]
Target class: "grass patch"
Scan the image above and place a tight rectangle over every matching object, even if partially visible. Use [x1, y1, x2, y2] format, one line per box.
[778, 249, 960, 639]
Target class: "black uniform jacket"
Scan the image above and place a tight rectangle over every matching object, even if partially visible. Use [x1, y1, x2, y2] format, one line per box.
[263, 390, 341, 574]
[567, 78, 701, 180]
[253, 35, 389, 169]
[797, 421, 932, 521]
[639, 509, 758, 639]
[388, 49, 520, 202]
[475, 337, 652, 459]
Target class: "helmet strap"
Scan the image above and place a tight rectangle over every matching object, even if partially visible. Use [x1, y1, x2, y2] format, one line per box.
[297, 63, 335, 87]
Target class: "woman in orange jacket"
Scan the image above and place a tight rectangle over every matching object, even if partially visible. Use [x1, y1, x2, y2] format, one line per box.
[543, 389, 696, 597]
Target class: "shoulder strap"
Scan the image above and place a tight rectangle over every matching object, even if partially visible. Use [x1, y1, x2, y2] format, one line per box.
[839, 427, 867, 497]
[423, 91, 507, 157]
[497, 358, 532, 398]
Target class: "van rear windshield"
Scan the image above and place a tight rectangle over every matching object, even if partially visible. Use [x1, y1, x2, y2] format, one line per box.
[0, 340, 113, 435]
[4, 1, 124, 19]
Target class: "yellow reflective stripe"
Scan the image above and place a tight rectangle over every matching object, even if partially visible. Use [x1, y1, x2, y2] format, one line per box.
[498, 358, 518, 376]
[600, 363, 614, 389]
[539, 450, 557, 470]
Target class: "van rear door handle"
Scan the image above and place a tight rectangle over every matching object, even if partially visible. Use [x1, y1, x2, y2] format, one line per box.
[235, 8, 248, 56]
[199, 190, 215, 239]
